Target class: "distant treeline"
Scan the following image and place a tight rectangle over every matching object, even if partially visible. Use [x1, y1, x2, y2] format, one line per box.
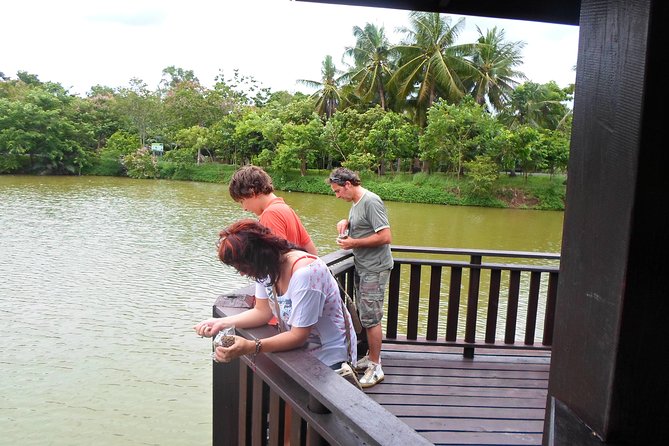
[1, 11, 572, 192]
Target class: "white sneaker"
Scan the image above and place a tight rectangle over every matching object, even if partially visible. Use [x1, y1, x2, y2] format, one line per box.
[335, 362, 362, 390]
[359, 362, 384, 388]
[354, 354, 372, 371]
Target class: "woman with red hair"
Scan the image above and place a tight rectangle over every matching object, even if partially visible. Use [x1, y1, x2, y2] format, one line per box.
[194, 219, 356, 369]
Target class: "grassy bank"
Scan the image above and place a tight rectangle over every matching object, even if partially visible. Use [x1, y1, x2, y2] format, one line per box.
[84, 160, 566, 211]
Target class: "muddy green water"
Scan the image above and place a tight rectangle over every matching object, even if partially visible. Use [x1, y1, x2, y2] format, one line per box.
[0, 175, 563, 445]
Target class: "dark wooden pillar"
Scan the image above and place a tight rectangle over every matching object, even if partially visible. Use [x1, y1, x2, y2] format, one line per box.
[545, 1, 669, 444]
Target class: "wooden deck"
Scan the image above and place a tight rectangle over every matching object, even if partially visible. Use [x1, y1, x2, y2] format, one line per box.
[212, 247, 557, 445]
[364, 344, 550, 445]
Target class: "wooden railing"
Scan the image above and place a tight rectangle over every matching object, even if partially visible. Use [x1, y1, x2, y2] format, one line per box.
[391, 246, 559, 357]
[211, 246, 560, 445]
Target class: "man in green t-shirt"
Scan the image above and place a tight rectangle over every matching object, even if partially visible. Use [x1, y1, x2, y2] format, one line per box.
[328, 167, 393, 388]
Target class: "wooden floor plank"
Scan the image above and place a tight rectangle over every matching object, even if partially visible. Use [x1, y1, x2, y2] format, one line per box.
[383, 405, 545, 419]
[382, 366, 549, 380]
[420, 430, 543, 446]
[379, 374, 548, 388]
[371, 394, 547, 409]
[362, 344, 550, 445]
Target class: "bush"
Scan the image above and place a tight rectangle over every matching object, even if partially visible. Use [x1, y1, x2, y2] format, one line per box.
[158, 161, 237, 183]
[80, 161, 566, 210]
[101, 131, 140, 159]
[464, 156, 499, 197]
[122, 147, 159, 179]
[82, 156, 125, 176]
[532, 180, 566, 210]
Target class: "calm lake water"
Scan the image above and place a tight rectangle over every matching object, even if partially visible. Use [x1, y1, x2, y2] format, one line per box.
[0, 175, 563, 445]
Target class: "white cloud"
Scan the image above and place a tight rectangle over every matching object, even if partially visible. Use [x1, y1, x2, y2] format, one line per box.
[1, 0, 579, 96]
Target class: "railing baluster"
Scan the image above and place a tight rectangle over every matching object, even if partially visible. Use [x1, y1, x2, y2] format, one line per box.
[446, 266, 462, 342]
[525, 271, 541, 345]
[543, 271, 559, 346]
[251, 374, 267, 446]
[290, 410, 305, 446]
[386, 263, 401, 340]
[307, 396, 329, 445]
[268, 391, 285, 446]
[407, 264, 421, 340]
[465, 256, 482, 349]
[505, 270, 521, 344]
[238, 363, 252, 446]
[427, 265, 442, 341]
[485, 268, 502, 343]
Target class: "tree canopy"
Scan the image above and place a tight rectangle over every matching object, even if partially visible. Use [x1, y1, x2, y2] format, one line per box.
[0, 11, 573, 180]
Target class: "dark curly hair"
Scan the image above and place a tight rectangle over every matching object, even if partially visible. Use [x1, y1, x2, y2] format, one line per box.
[217, 219, 297, 285]
[326, 167, 361, 186]
[228, 165, 274, 202]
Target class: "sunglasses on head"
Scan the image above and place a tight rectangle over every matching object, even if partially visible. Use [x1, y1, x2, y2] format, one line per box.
[329, 175, 350, 185]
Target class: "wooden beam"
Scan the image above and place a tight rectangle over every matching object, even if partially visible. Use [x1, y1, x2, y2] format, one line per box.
[295, 0, 581, 25]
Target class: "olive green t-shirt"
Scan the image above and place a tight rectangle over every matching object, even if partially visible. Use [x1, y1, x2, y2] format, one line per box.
[348, 189, 394, 272]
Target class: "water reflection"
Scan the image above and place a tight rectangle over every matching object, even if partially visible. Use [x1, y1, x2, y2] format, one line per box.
[0, 175, 563, 445]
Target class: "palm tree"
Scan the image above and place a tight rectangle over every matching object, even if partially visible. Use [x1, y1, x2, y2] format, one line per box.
[343, 23, 395, 110]
[468, 26, 526, 112]
[499, 81, 572, 131]
[390, 12, 477, 127]
[298, 55, 344, 120]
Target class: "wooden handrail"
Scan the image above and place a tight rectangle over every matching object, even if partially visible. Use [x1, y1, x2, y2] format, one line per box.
[212, 305, 431, 446]
[390, 244, 561, 260]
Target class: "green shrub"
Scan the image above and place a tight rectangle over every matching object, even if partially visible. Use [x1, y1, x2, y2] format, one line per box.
[122, 147, 159, 179]
[101, 131, 140, 159]
[82, 156, 125, 176]
[464, 155, 499, 198]
[79, 160, 566, 210]
[533, 181, 566, 210]
[253, 149, 275, 169]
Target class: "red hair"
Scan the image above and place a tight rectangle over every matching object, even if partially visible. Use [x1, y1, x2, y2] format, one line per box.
[217, 219, 296, 284]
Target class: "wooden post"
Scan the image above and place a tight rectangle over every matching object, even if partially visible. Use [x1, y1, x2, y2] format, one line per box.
[546, 1, 669, 444]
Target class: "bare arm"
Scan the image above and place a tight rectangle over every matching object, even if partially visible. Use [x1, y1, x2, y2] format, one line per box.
[213, 326, 312, 363]
[336, 227, 392, 250]
[193, 298, 274, 338]
[302, 239, 318, 255]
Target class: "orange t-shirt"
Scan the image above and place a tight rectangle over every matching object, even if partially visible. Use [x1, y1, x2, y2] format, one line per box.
[259, 197, 313, 250]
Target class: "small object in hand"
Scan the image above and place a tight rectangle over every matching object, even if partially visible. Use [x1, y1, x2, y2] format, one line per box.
[218, 336, 235, 347]
[213, 331, 235, 347]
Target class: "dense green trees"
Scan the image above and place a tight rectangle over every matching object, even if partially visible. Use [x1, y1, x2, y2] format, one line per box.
[0, 12, 572, 185]
[0, 75, 95, 174]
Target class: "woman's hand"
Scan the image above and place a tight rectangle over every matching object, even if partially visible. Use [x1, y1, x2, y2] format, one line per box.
[193, 318, 226, 338]
[212, 336, 254, 363]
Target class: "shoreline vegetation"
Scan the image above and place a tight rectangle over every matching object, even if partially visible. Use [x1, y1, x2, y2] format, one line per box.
[2, 12, 572, 211]
[83, 161, 566, 210]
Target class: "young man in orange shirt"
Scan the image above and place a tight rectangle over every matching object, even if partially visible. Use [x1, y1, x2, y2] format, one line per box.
[228, 165, 317, 255]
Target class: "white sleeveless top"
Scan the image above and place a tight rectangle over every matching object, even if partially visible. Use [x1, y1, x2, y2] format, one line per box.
[255, 257, 356, 366]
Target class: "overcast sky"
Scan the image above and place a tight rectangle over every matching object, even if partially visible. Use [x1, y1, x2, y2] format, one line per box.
[1, 0, 580, 97]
